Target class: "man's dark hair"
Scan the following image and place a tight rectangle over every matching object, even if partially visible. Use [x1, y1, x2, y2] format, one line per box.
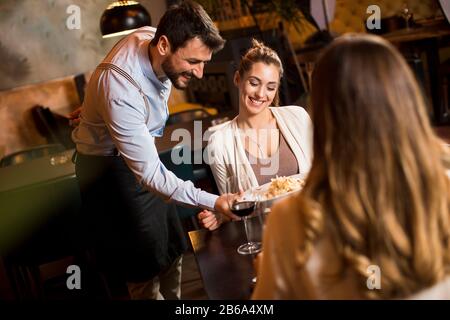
[150, 0, 225, 53]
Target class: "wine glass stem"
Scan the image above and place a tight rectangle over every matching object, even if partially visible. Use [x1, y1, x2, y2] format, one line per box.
[243, 216, 251, 245]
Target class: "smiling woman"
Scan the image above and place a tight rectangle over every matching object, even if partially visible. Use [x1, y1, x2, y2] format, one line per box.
[197, 39, 313, 231]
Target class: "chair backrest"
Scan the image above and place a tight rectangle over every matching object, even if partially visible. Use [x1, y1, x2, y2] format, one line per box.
[31, 105, 75, 149]
[166, 108, 210, 126]
[159, 145, 195, 182]
[0, 144, 65, 167]
[31, 106, 60, 143]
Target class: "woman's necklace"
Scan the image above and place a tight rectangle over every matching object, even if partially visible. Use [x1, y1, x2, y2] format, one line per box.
[238, 116, 278, 159]
[243, 131, 266, 158]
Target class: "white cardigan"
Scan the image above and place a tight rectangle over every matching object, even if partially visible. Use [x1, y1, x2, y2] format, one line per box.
[205, 106, 313, 194]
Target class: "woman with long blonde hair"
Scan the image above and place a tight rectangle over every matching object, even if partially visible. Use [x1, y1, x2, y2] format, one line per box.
[252, 34, 450, 299]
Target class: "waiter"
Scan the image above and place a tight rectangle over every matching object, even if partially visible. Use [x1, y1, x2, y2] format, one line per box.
[72, 1, 235, 300]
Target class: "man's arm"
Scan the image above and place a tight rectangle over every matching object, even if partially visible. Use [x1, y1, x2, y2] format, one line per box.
[98, 70, 237, 219]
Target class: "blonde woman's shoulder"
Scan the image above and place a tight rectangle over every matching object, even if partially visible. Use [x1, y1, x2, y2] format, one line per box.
[271, 105, 309, 116]
[207, 119, 233, 142]
[207, 118, 233, 134]
[205, 119, 235, 160]
[268, 193, 303, 225]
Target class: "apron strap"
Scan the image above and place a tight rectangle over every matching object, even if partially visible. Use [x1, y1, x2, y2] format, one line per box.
[97, 62, 151, 122]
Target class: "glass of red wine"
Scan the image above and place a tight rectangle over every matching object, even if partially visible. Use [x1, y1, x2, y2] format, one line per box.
[226, 175, 262, 255]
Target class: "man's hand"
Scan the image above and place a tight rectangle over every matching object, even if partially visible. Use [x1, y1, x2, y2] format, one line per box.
[67, 106, 83, 127]
[197, 210, 223, 231]
[214, 193, 240, 221]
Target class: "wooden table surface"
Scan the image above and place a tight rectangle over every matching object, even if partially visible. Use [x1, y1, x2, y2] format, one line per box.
[188, 220, 257, 300]
[382, 23, 450, 43]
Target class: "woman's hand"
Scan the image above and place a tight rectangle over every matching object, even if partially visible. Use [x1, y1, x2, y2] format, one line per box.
[67, 106, 83, 127]
[197, 210, 224, 231]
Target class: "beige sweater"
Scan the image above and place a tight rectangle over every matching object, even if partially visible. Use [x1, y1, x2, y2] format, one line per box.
[252, 195, 450, 300]
[206, 106, 313, 194]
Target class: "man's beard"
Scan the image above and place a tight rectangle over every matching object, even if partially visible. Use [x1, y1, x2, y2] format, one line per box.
[162, 57, 194, 90]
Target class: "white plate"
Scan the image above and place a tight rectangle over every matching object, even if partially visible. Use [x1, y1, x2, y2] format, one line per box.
[241, 173, 306, 205]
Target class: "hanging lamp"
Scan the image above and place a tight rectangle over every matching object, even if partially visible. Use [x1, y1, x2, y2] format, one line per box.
[100, 1, 152, 38]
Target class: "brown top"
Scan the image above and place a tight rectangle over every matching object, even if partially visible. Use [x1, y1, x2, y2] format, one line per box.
[245, 132, 299, 186]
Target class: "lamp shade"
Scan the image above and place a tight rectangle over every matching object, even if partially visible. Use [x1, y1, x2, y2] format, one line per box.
[100, 1, 152, 38]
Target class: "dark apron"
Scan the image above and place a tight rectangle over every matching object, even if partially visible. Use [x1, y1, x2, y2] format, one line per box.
[75, 153, 187, 282]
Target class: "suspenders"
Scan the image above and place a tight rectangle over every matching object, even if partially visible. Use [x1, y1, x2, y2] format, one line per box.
[96, 62, 151, 156]
[97, 62, 151, 120]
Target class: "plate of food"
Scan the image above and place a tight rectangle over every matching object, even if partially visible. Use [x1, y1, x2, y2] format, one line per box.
[240, 174, 306, 206]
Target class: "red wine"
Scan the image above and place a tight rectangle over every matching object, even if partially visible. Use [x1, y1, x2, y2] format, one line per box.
[230, 201, 255, 217]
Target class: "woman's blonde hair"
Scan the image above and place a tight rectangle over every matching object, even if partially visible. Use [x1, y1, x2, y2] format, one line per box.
[298, 34, 450, 299]
[237, 38, 283, 106]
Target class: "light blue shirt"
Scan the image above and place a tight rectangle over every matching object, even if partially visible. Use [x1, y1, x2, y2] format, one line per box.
[72, 27, 218, 210]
